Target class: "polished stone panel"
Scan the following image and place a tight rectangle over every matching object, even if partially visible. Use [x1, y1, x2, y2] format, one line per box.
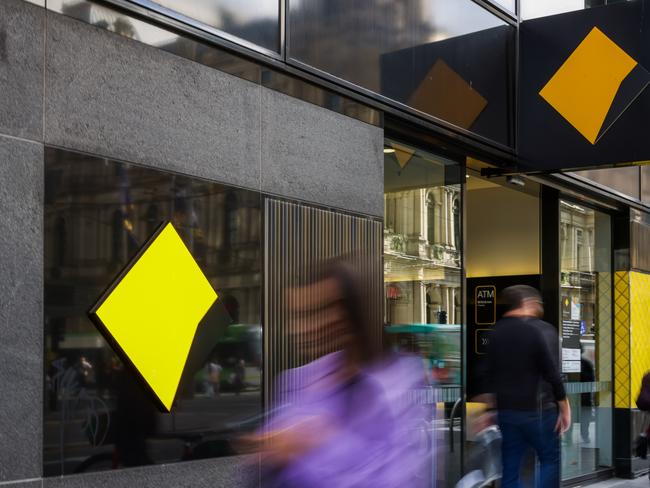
[0, 136, 43, 482]
[45, 12, 261, 190]
[261, 88, 384, 216]
[0, 0, 44, 140]
[43, 456, 257, 488]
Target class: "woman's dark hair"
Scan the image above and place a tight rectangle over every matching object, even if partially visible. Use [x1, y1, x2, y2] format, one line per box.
[500, 285, 543, 313]
[308, 255, 380, 365]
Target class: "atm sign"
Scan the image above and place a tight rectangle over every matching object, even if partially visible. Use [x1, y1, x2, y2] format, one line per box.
[475, 285, 496, 325]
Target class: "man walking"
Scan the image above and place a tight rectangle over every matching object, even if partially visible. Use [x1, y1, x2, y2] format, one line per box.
[486, 285, 571, 487]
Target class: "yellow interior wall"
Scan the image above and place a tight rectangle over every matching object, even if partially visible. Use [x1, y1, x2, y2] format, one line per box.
[614, 272, 631, 408]
[630, 271, 650, 407]
[466, 185, 540, 278]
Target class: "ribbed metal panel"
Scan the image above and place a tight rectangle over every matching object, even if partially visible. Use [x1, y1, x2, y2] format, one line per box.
[263, 198, 383, 407]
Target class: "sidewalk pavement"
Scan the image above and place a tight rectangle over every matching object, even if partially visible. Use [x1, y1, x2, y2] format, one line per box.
[578, 476, 648, 487]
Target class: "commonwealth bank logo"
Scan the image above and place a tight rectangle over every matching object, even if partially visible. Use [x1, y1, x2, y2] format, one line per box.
[90, 222, 218, 412]
[540, 27, 650, 145]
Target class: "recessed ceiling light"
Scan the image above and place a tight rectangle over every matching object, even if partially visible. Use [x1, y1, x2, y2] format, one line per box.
[384, 148, 396, 154]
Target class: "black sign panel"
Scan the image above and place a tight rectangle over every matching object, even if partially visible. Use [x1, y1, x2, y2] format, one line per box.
[561, 319, 582, 349]
[561, 319, 582, 373]
[519, 0, 650, 171]
[466, 275, 542, 397]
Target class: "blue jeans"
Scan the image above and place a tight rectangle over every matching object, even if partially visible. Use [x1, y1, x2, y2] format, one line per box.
[498, 409, 560, 488]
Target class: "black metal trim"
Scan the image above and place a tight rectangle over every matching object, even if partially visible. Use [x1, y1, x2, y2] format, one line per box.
[540, 186, 560, 328]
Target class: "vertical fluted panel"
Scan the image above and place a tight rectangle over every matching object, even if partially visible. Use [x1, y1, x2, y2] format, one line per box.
[264, 198, 383, 407]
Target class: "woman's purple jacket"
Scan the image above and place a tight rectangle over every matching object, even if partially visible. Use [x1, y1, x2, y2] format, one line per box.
[262, 351, 435, 488]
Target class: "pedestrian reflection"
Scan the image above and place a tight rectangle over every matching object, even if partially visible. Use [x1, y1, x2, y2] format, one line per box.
[244, 257, 431, 488]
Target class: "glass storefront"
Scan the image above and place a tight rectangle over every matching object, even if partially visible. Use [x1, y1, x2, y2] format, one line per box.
[385, 150, 619, 485]
[44, 148, 262, 475]
[383, 138, 463, 486]
[559, 200, 613, 479]
[38, 125, 623, 485]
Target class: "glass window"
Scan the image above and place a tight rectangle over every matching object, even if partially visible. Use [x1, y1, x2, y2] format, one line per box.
[383, 138, 463, 486]
[44, 148, 262, 475]
[521, 0, 626, 20]
[290, 0, 515, 146]
[147, 0, 280, 52]
[559, 200, 613, 479]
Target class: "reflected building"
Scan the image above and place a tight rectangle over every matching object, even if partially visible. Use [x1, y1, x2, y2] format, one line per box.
[560, 201, 599, 336]
[290, 0, 430, 91]
[384, 185, 461, 326]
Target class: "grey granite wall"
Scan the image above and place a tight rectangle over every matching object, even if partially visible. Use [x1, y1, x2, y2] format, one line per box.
[0, 0, 44, 141]
[42, 456, 259, 488]
[0, 0, 382, 486]
[0, 135, 43, 485]
[261, 88, 383, 216]
[0, 1, 45, 485]
[43, 8, 384, 216]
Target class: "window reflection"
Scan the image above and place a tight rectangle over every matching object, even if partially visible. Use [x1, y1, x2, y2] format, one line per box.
[559, 200, 613, 479]
[383, 139, 463, 486]
[44, 148, 262, 475]
[383, 142, 462, 373]
[384, 141, 462, 339]
[150, 0, 279, 52]
[290, 0, 514, 145]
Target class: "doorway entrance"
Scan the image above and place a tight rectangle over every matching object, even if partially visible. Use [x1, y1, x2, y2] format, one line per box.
[464, 165, 614, 485]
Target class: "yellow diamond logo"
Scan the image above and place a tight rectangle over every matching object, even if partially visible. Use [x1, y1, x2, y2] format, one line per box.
[540, 27, 641, 144]
[90, 222, 217, 412]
